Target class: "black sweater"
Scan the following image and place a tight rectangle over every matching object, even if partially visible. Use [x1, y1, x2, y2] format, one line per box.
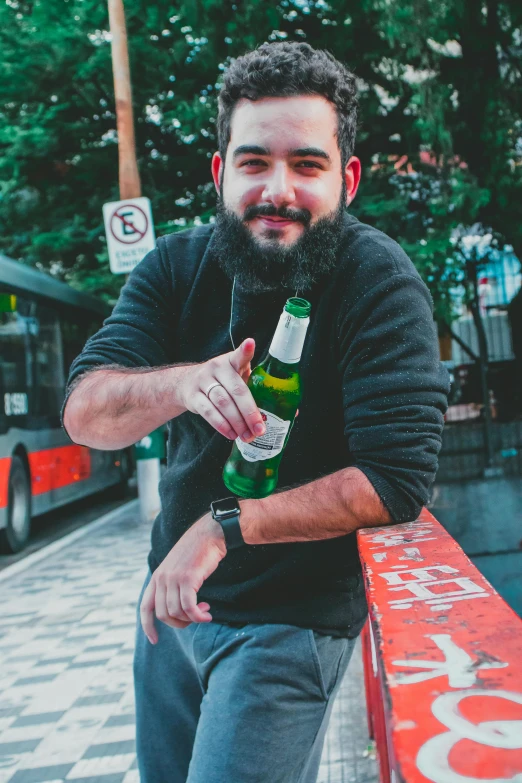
[66, 213, 449, 637]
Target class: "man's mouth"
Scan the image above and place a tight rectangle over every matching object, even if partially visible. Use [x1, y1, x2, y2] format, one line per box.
[255, 216, 297, 228]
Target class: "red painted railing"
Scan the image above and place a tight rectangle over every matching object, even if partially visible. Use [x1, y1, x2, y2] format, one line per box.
[357, 507, 522, 783]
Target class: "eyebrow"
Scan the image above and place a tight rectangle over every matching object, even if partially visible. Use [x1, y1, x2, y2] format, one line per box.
[232, 145, 331, 163]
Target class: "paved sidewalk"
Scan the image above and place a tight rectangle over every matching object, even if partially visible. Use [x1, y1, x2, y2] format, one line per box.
[0, 500, 377, 783]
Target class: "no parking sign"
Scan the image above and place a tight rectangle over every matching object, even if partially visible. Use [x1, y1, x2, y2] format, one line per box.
[103, 197, 156, 274]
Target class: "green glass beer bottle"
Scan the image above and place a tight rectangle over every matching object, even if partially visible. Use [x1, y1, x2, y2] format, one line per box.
[222, 297, 311, 499]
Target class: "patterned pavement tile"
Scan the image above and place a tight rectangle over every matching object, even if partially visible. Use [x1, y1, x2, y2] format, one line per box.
[65, 755, 134, 779]
[88, 728, 134, 747]
[66, 777, 125, 783]
[81, 743, 135, 761]
[12, 677, 57, 687]
[0, 727, 50, 747]
[0, 741, 42, 756]
[7, 765, 74, 783]
[100, 717, 134, 730]
[10, 716, 65, 729]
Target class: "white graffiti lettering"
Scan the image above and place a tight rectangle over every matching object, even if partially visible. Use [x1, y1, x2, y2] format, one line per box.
[380, 565, 459, 585]
[369, 525, 437, 549]
[372, 548, 424, 563]
[417, 689, 522, 783]
[398, 547, 424, 562]
[389, 578, 488, 611]
[390, 634, 507, 688]
[377, 565, 489, 611]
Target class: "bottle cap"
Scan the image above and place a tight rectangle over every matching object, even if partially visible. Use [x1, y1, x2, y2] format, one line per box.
[285, 297, 311, 318]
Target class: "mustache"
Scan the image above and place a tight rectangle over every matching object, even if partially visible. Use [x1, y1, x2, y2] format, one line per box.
[243, 204, 312, 227]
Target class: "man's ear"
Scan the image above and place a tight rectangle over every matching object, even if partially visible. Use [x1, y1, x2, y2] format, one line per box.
[211, 152, 223, 195]
[344, 156, 361, 205]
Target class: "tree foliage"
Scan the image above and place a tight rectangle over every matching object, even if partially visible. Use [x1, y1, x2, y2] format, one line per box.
[0, 0, 520, 320]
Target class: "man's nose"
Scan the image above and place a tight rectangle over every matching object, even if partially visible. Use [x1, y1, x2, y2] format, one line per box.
[261, 165, 296, 208]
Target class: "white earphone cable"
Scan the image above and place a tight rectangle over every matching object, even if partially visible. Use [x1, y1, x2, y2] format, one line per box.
[229, 275, 236, 350]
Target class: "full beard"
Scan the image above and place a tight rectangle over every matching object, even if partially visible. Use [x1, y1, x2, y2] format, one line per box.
[210, 188, 347, 294]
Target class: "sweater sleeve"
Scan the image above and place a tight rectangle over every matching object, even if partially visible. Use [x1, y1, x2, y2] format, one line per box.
[63, 239, 176, 405]
[338, 272, 449, 523]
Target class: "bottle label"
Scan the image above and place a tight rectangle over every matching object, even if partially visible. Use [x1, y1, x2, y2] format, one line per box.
[269, 312, 310, 364]
[236, 409, 292, 462]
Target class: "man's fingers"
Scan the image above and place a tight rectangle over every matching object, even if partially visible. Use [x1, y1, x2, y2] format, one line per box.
[165, 581, 192, 625]
[214, 367, 265, 440]
[140, 579, 158, 644]
[153, 580, 190, 629]
[207, 382, 260, 442]
[229, 338, 255, 374]
[140, 578, 213, 643]
[180, 584, 212, 623]
[194, 393, 237, 440]
[153, 580, 170, 626]
[192, 338, 265, 441]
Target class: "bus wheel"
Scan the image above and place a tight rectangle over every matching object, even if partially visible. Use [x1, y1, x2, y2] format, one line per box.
[0, 456, 31, 554]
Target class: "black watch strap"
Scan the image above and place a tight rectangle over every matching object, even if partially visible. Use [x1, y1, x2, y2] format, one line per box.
[217, 512, 245, 550]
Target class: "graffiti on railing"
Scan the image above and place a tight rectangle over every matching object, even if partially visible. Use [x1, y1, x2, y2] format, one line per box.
[388, 632, 519, 782]
[417, 689, 522, 783]
[373, 546, 424, 562]
[368, 520, 437, 550]
[378, 564, 490, 612]
[366, 519, 491, 613]
[358, 510, 522, 783]
[390, 633, 507, 687]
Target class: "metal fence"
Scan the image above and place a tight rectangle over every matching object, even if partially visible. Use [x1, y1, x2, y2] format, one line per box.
[438, 253, 522, 482]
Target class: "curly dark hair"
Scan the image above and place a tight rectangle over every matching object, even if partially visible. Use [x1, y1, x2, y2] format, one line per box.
[217, 41, 358, 172]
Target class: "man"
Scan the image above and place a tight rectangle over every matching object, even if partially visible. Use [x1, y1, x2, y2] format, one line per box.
[63, 41, 449, 782]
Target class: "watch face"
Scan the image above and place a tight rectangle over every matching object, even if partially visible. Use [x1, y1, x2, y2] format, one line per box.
[211, 497, 239, 519]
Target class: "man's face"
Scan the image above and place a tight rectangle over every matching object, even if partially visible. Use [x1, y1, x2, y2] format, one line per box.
[210, 95, 360, 292]
[213, 95, 361, 241]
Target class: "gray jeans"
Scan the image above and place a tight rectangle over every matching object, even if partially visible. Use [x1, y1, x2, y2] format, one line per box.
[134, 571, 357, 783]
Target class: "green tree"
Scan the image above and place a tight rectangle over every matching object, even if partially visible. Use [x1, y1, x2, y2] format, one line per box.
[0, 0, 520, 319]
[353, 0, 522, 323]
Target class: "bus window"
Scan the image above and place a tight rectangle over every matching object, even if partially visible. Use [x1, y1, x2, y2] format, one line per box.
[61, 315, 100, 376]
[30, 304, 64, 421]
[0, 294, 30, 420]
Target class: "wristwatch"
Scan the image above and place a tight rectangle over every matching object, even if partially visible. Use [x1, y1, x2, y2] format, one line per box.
[210, 496, 245, 550]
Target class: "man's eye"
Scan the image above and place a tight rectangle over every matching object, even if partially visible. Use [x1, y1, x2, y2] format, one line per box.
[242, 159, 265, 166]
[297, 161, 321, 168]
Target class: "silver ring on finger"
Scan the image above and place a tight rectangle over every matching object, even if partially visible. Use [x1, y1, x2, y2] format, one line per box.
[205, 381, 223, 398]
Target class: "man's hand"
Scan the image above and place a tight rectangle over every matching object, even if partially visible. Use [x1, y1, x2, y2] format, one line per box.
[178, 337, 266, 443]
[140, 515, 227, 644]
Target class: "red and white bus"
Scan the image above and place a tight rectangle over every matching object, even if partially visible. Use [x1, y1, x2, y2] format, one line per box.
[0, 255, 132, 553]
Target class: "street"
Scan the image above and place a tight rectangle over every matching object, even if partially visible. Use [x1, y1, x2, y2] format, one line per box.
[0, 499, 377, 783]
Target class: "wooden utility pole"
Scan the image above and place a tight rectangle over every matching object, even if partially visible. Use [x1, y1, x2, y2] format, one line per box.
[107, 0, 141, 200]
[107, 0, 161, 522]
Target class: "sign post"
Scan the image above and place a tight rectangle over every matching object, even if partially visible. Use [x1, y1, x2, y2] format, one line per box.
[107, 0, 161, 522]
[134, 429, 165, 523]
[103, 196, 156, 275]
[107, 0, 141, 200]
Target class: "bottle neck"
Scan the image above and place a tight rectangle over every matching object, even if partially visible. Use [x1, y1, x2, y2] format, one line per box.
[261, 353, 299, 378]
[268, 309, 310, 364]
